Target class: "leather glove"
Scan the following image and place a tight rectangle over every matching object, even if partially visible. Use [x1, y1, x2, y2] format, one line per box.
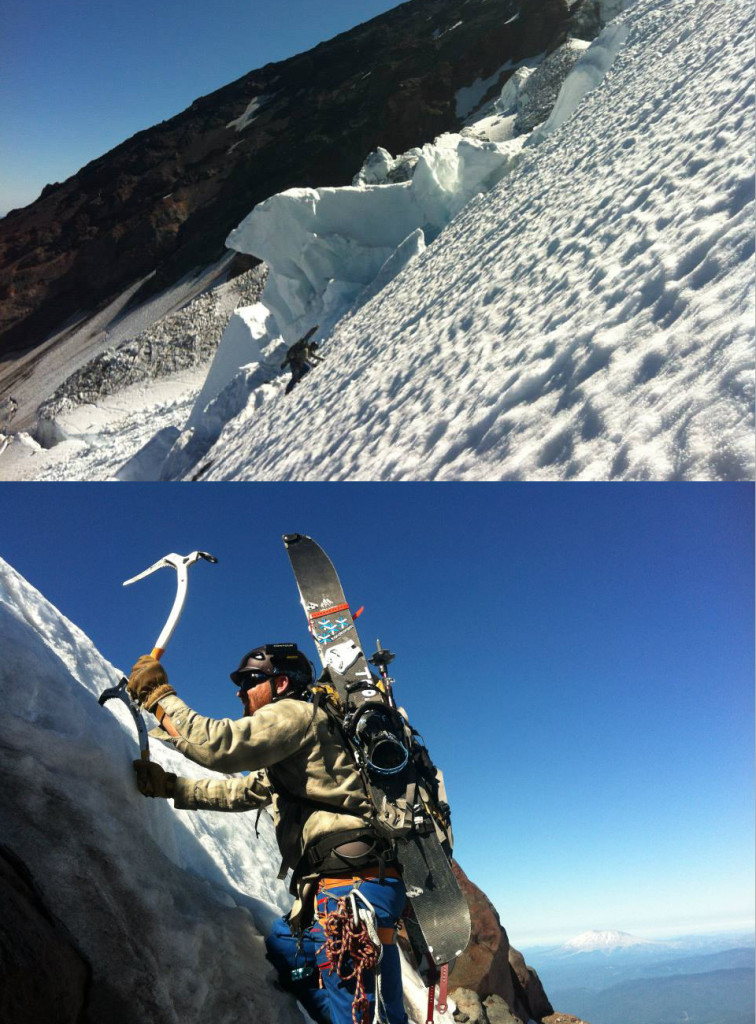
[133, 760, 177, 799]
[127, 655, 176, 712]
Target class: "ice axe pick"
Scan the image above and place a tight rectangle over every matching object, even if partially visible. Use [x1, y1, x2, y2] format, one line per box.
[98, 550, 218, 760]
[121, 550, 219, 660]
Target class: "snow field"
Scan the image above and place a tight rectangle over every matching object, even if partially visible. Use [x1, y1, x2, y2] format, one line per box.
[1, 0, 751, 481]
[0, 367, 206, 481]
[201, 0, 754, 481]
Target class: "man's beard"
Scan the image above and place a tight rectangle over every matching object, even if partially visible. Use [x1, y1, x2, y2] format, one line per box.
[242, 682, 273, 716]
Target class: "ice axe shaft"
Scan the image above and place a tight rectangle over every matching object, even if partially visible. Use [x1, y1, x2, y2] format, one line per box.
[123, 550, 218, 659]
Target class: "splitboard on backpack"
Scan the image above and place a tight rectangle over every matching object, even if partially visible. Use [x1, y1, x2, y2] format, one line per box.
[282, 534, 472, 980]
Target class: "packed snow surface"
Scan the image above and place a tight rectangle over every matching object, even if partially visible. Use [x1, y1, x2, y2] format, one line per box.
[202, 0, 755, 482]
[0, 557, 446, 1023]
[3, 0, 753, 481]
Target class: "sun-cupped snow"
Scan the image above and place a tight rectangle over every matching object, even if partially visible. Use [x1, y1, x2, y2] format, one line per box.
[196, 0, 754, 481]
[1, 0, 752, 482]
[0, 557, 443, 1023]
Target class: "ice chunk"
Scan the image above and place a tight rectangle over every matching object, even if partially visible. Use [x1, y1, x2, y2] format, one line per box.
[227, 134, 521, 339]
[529, 21, 630, 143]
[186, 303, 280, 429]
[352, 146, 422, 185]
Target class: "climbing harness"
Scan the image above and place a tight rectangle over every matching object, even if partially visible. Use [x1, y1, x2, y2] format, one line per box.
[318, 884, 391, 1024]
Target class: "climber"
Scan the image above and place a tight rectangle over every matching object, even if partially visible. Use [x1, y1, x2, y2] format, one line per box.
[281, 326, 323, 395]
[0, 395, 18, 430]
[126, 645, 409, 1024]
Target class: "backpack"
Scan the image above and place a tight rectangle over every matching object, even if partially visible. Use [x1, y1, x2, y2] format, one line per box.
[307, 667, 453, 859]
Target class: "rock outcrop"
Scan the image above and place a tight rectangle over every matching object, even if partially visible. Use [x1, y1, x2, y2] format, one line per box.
[0, 0, 569, 357]
[450, 860, 554, 1023]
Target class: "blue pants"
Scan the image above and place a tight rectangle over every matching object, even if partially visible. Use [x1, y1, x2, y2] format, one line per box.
[266, 875, 409, 1024]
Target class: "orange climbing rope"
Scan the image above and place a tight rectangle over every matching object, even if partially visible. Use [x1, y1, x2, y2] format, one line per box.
[319, 892, 382, 1024]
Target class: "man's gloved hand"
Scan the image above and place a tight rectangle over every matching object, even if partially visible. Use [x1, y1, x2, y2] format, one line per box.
[133, 760, 177, 799]
[127, 655, 176, 712]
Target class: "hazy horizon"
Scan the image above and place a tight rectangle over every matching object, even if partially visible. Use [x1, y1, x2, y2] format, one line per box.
[517, 921, 756, 950]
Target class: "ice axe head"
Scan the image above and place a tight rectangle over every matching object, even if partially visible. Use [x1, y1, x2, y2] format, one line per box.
[123, 550, 218, 659]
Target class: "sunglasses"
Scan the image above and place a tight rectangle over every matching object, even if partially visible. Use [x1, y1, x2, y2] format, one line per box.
[230, 668, 273, 690]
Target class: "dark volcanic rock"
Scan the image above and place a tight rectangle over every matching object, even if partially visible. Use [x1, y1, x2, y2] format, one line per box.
[0, 0, 568, 357]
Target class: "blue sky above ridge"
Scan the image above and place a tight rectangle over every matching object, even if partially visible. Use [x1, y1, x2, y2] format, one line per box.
[1, 0, 401, 215]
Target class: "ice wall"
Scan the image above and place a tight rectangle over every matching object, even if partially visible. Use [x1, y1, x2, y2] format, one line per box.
[222, 23, 628, 351]
[0, 556, 297, 1024]
[225, 133, 522, 341]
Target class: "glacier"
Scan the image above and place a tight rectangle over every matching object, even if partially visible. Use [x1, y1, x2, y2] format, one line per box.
[2, 0, 753, 482]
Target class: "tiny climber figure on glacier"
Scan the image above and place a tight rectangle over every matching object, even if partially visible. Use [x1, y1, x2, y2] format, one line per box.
[0, 395, 18, 431]
[282, 326, 323, 395]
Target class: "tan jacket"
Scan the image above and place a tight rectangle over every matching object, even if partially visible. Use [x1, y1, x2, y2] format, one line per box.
[157, 693, 374, 886]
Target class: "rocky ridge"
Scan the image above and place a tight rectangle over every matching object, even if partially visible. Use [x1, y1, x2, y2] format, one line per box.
[1, 835, 583, 1024]
[447, 861, 555, 1024]
[0, 0, 570, 357]
[452, 992, 592, 1024]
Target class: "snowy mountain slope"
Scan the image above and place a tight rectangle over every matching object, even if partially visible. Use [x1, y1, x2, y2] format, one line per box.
[1, 0, 752, 481]
[0, 558, 438, 1023]
[36, 264, 268, 432]
[1, 0, 568, 356]
[198, 0, 753, 481]
[560, 930, 660, 954]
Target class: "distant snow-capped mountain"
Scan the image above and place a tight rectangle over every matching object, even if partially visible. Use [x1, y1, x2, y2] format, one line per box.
[561, 930, 659, 954]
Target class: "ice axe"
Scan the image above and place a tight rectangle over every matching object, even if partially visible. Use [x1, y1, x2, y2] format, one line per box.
[121, 550, 219, 659]
[98, 550, 218, 760]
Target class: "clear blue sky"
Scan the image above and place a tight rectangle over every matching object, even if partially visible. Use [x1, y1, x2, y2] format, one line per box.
[1, 0, 401, 216]
[1, 482, 753, 945]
